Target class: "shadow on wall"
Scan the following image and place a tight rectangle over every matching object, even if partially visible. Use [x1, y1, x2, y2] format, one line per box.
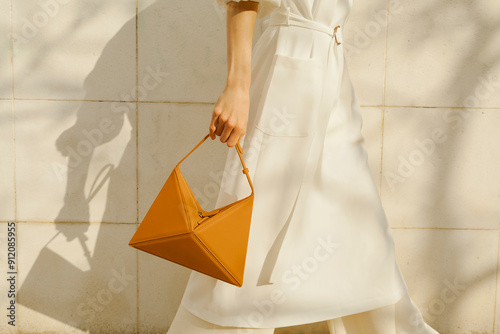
[17, 0, 229, 332]
[384, 2, 500, 332]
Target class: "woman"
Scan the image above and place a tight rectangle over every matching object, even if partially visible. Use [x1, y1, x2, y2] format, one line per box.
[168, 0, 440, 333]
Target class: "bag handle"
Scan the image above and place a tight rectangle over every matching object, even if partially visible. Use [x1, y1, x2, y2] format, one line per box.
[176, 133, 255, 195]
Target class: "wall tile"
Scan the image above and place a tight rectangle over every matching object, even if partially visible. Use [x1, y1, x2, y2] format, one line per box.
[381, 107, 500, 229]
[137, 249, 191, 333]
[392, 228, 497, 334]
[15, 100, 136, 223]
[386, 0, 500, 108]
[137, 0, 262, 103]
[138, 0, 156, 12]
[0, 0, 11, 98]
[0, 101, 15, 221]
[18, 222, 137, 333]
[138, 102, 228, 222]
[12, 0, 136, 100]
[343, 0, 388, 106]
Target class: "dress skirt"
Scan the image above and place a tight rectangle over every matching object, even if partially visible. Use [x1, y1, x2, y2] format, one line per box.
[168, 292, 437, 333]
[178, 0, 439, 332]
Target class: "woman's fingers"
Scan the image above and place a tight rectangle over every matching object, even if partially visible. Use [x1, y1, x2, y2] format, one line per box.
[215, 118, 226, 138]
[220, 123, 232, 145]
[221, 125, 245, 148]
[210, 114, 244, 148]
[229, 130, 245, 148]
[209, 86, 249, 147]
[209, 105, 221, 140]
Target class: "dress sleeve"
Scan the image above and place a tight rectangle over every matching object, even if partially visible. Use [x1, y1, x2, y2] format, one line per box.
[215, 0, 280, 19]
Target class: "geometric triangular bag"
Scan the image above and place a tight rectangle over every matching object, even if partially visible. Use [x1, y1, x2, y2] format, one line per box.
[128, 133, 255, 287]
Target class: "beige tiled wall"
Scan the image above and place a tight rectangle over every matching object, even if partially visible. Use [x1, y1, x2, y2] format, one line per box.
[0, 0, 498, 333]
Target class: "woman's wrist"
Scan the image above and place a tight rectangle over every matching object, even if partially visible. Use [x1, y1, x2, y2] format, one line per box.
[226, 72, 251, 91]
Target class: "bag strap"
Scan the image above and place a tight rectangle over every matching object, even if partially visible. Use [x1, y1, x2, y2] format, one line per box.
[177, 133, 255, 195]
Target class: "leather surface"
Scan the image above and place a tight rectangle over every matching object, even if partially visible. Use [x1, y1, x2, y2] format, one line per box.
[129, 133, 255, 287]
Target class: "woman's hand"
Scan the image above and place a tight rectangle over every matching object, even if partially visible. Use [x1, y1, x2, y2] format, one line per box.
[209, 1, 258, 148]
[209, 84, 250, 147]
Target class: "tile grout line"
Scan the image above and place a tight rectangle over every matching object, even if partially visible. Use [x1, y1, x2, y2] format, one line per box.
[4, 97, 216, 104]
[492, 229, 499, 334]
[382, 105, 500, 110]
[1, 221, 497, 230]
[1, 221, 137, 225]
[135, 0, 140, 332]
[390, 227, 499, 231]
[1, 96, 499, 111]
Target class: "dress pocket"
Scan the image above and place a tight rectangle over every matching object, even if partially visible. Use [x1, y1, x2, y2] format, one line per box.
[255, 53, 324, 137]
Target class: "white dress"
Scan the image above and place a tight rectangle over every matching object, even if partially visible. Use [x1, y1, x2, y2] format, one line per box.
[180, 0, 439, 331]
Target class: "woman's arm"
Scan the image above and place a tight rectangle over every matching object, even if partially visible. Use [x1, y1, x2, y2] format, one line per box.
[209, 1, 259, 147]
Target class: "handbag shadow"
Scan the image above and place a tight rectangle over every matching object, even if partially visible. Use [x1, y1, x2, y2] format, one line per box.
[17, 164, 114, 330]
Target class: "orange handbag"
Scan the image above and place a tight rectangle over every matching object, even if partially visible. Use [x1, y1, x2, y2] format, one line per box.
[128, 133, 255, 287]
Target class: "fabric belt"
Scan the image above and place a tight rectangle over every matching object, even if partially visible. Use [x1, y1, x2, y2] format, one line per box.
[267, 7, 343, 46]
